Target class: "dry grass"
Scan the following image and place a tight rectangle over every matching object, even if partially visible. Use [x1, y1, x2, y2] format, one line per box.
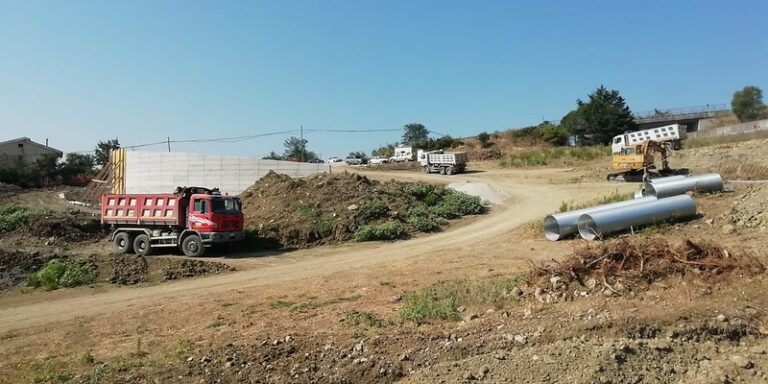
[530, 238, 764, 289]
[686, 131, 768, 149]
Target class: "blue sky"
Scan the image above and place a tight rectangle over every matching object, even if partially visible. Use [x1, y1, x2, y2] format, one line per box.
[1, 1, 766, 159]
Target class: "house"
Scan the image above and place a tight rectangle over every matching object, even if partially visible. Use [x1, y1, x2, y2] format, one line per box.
[0, 137, 63, 163]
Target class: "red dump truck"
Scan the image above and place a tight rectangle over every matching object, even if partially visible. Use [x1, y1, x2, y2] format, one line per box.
[101, 186, 244, 257]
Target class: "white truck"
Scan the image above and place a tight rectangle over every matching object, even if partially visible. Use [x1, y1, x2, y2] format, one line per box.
[611, 123, 687, 155]
[418, 149, 467, 175]
[390, 146, 418, 162]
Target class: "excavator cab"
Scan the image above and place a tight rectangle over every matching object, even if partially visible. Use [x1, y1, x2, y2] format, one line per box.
[607, 140, 680, 182]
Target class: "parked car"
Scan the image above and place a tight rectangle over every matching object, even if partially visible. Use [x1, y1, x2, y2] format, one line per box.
[369, 156, 390, 165]
[307, 158, 324, 163]
[345, 157, 364, 165]
[328, 157, 344, 163]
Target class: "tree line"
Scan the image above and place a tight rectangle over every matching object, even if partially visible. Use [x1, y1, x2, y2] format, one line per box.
[0, 139, 120, 187]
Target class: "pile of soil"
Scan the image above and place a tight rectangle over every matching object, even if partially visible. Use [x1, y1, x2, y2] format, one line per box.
[527, 237, 764, 303]
[673, 139, 768, 180]
[0, 250, 56, 291]
[720, 184, 768, 232]
[109, 255, 149, 285]
[240, 171, 442, 248]
[22, 211, 104, 242]
[161, 259, 234, 281]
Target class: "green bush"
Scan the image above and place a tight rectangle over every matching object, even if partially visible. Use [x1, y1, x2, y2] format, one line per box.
[397, 287, 458, 325]
[402, 183, 435, 198]
[499, 146, 609, 168]
[354, 222, 407, 241]
[27, 259, 98, 290]
[0, 205, 54, 232]
[360, 200, 388, 218]
[407, 215, 441, 232]
[312, 216, 334, 237]
[430, 191, 484, 219]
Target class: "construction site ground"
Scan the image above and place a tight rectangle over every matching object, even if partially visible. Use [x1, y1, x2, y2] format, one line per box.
[2, 140, 768, 383]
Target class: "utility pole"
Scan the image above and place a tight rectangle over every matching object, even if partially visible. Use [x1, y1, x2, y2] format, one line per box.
[167, 137, 171, 152]
[300, 124, 305, 162]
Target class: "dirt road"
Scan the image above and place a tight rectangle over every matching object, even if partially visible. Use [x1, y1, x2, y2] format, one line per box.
[0, 167, 628, 333]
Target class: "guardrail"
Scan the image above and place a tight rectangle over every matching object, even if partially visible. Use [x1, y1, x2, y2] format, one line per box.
[633, 104, 729, 120]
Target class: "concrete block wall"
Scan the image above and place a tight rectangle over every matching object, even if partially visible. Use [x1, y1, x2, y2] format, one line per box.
[124, 151, 330, 194]
[688, 119, 768, 139]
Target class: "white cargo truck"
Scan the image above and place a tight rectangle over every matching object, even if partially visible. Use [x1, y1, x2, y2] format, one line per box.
[390, 146, 418, 162]
[418, 149, 467, 175]
[611, 123, 687, 155]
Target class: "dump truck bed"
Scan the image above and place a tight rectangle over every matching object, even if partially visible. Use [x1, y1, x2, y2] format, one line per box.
[101, 193, 183, 226]
[428, 152, 467, 165]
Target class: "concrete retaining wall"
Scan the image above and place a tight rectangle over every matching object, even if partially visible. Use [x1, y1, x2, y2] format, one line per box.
[124, 151, 330, 194]
[688, 119, 768, 138]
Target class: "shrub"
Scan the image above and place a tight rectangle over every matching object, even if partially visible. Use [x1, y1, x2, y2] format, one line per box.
[397, 287, 458, 325]
[26, 259, 98, 290]
[0, 205, 53, 232]
[354, 222, 407, 241]
[296, 203, 314, 215]
[403, 183, 435, 199]
[312, 216, 334, 237]
[423, 193, 442, 206]
[500, 146, 609, 168]
[430, 191, 484, 219]
[360, 200, 388, 218]
[407, 215, 441, 232]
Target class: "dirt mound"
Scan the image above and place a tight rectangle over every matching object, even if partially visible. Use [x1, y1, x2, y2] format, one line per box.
[674, 139, 768, 180]
[24, 212, 104, 242]
[109, 255, 149, 285]
[161, 259, 234, 281]
[528, 238, 764, 303]
[240, 171, 483, 248]
[0, 250, 56, 292]
[719, 184, 768, 232]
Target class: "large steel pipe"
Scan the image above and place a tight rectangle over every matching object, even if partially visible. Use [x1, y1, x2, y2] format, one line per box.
[577, 195, 697, 241]
[644, 173, 723, 198]
[543, 196, 657, 241]
[649, 175, 687, 184]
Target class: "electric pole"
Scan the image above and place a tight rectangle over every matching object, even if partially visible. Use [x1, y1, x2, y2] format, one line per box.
[300, 124, 305, 162]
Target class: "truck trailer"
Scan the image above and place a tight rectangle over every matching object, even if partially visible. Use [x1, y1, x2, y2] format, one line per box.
[101, 186, 244, 257]
[418, 149, 467, 175]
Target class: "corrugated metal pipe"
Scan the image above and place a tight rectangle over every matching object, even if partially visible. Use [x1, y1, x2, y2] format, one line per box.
[543, 196, 657, 241]
[577, 195, 697, 240]
[644, 173, 724, 198]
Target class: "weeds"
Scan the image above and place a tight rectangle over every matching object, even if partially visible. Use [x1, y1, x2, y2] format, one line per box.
[296, 203, 314, 215]
[270, 300, 295, 309]
[0, 205, 54, 232]
[312, 216, 335, 237]
[430, 190, 485, 219]
[344, 311, 388, 328]
[398, 274, 526, 325]
[175, 339, 194, 357]
[499, 146, 610, 168]
[558, 190, 633, 212]
[79, 351, 95, 365]
[354, 222, 407, 241]
[207, 317, 224, 328]
[271, 295, 363, 313]
[26, 259, 98, 290]
[359, 200, 388, 218]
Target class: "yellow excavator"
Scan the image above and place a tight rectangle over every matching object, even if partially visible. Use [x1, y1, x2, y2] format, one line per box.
[606, 124, 689, 182]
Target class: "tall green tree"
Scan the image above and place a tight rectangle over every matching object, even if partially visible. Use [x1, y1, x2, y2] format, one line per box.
[401, 123, 429, 146]
[538, 123, 569, 146]
[731, 86, 768, 122]
[572, 86, 636, 145]
[477, 132, 491, 148]
[60, 153, 96, 180]
[94, 139, 120, 167]
[282, 136, 318, 161]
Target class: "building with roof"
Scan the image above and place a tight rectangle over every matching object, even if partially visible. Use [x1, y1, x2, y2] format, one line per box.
[0, 137, 63, 163]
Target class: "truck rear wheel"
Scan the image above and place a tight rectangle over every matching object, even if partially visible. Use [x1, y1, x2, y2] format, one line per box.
[445, 167, 454, 175]
[133, 234, 153, 256]
[182, 235, 206, 257]
[440, 167, 447, 175]
[423, 166, 430, 173]
[113, 232, 133, 254]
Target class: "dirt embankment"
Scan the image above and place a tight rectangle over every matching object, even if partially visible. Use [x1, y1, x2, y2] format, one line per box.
[672, 139, 768, 181]
[240, 171, 483, 248]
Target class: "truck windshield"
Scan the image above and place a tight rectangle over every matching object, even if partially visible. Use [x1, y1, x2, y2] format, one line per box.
[211, 198, 241, 214]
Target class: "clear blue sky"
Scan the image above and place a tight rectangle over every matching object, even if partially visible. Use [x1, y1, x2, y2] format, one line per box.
[1, 0, 766, 159]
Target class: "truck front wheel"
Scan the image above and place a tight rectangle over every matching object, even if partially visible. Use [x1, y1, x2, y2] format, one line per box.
[133, 234, 153, 256]
[182, 235, 206, 257]
[114, 232, 133, 254]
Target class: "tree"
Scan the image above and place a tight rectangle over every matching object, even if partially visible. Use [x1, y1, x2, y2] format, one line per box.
[732, 86, 768, 122]
[262, 151, 284, 160]
[572, 86, 636, 145]
[538, 123, 569, 146]
[60, 153, 95, 181]
[477, 132, 491, 148]
[95, 139, 120, 167]
[282, 136, 308, 160]
[349, 151, 368, 159]
[653, 108, 671, 118]
[372, 144, 395, 157]
[560, 109, 586, 144]
[402, 123, 429, 146]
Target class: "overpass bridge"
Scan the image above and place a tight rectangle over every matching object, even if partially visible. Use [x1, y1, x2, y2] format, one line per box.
[633, 104, 730, 132]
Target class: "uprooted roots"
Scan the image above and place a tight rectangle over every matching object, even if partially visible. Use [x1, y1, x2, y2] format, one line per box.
[530, 238, 764, 298]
